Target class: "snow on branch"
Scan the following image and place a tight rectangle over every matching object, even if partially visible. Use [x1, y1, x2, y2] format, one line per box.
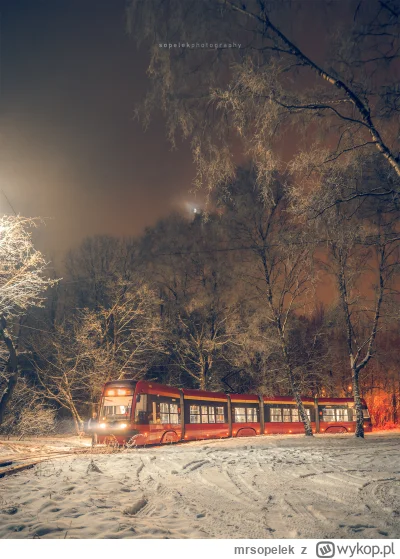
[0, 216, 57, 318]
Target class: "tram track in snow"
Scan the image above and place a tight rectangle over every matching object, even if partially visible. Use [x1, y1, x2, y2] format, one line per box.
[0, 441, 121, 479]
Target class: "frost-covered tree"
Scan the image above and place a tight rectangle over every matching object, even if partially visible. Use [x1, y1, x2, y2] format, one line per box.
[219, 169, 316, 435]
[310, 163, 400, 437]
[0, 216, 55, 425]
[128, 0, 400, 431]
[172, 298, 240, 391]
[34, 277, 164, 432]
[128, 0, 400, 205]
[139, 212, 242, 390]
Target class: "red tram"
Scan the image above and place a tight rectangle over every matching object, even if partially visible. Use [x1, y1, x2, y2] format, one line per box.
[94, 380, 372, 446]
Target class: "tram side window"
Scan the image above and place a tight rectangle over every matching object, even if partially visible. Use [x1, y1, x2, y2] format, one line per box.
[144, 396, 181, 424]
[347, 406, 369, 421]
[201, 406, 216, 423]
[234, 407, 247, 423]
[270, 408, 282, 422]
[233, 406, 259, 423]
[267, 405, 311, 422]
[294, 408, 311, 422]
[320, 406, 349, 422]
[322, 408, 335, 421]
[215, 406, 225, 423]
[246, 407, 259, 422]
[189, 403, 225, 423]
[190, 405, 201, 423]
[135, 394, 149, 424]
[362, 407, 370, 419]
[159, 402, 180, 424]
[160, 402, 169, 423]
[336, 408, 348, 421]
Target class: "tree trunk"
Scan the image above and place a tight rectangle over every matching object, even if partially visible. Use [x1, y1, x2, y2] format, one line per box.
[71, 410, 84, 434]
[69, 401, 84, 434]
[0, 317, 19, 426]
[0, 373, 18, 426]
[199, 358, 210, 391]
[278, 329, 313, 436]
[260, 248, 313, 436]
[71, 414, 80, 435]
[288, 368, 313, 437]
[392, 392, 397, 425]
[352, 369, 364, 438]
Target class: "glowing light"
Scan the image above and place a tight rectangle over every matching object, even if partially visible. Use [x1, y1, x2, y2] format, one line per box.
[117, 389, 126, 395]
[107, 390, 115, 396]
[99, 423, 106, 429]
[120, 423, 127, 429]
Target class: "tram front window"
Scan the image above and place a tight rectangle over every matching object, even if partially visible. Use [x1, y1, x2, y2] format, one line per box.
[100, 390, 133, 421]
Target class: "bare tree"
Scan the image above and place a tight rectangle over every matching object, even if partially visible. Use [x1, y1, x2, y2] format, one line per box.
[33, 277, 164, 431]
[0, 216, 56, 426]
[139, 211, 243, 389]
[312, 169, 400, 437]
[87, 279, 165, 380]
[65, 235, 140, 310]
[220, 169, 316, 435]
[33, 318, 105, 432]
[172, 297, 240, 390]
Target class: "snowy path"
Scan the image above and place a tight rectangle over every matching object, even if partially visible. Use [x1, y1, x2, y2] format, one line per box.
[0, 432, 399, 539]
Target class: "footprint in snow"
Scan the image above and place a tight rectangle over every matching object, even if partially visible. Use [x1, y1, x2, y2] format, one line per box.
[122, 497, 147, 516]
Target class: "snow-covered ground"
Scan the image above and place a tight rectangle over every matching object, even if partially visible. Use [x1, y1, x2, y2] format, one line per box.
[1, 431, 399, 539]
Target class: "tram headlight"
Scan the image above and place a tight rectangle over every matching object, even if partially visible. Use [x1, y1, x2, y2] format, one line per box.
[99, 423, 106, 429]
[120, 423, 128, 429]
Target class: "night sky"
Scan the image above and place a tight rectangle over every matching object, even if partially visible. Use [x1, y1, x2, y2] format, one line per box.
[0, 0, 198, 259]
[0, 0, 351, 262]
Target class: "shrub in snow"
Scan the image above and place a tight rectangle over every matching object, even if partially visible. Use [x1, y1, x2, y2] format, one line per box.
[15, 404, 56, 438]
[0, 400, 56, 439]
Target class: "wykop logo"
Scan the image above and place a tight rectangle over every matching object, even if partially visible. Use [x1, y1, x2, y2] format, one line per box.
[316, 542, 335, 558]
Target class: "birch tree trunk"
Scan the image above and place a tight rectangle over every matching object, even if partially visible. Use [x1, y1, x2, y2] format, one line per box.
[277, 318, 313, 437]
[262, 252, 314, 437]
[334, 230, 387, 439]
[351, 367, 364, 438]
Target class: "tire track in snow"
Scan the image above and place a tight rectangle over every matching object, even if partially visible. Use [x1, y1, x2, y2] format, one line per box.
[123, 452, 208, 538]
[358, 477, 400, 534]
